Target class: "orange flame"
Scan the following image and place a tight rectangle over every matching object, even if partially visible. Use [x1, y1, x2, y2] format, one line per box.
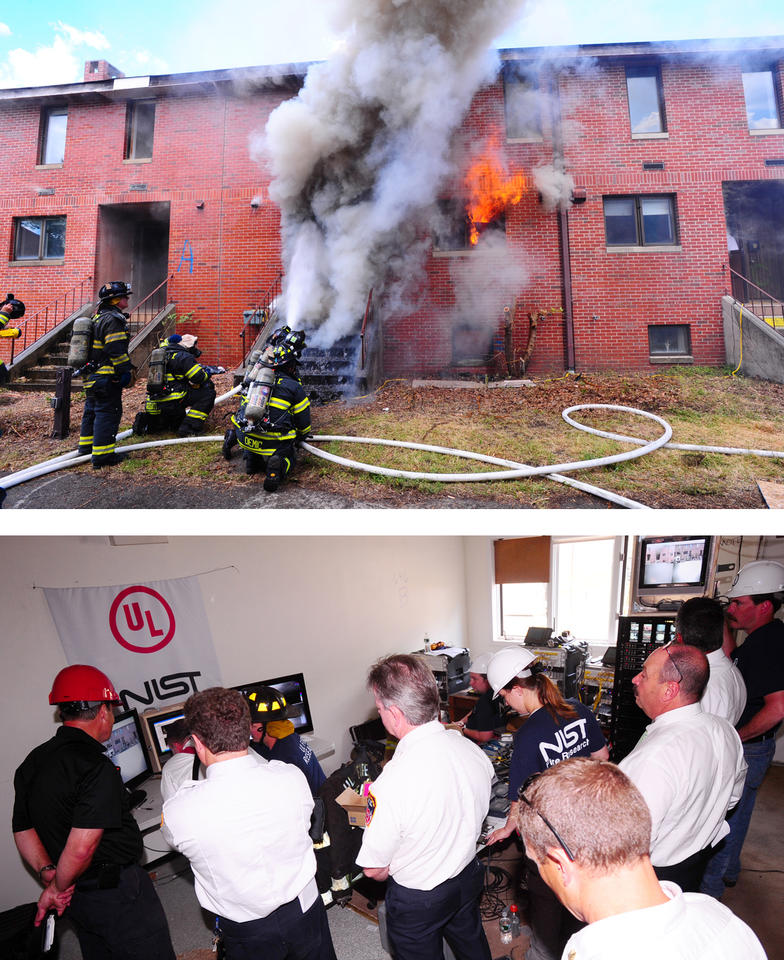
[464, 142, 527, 245]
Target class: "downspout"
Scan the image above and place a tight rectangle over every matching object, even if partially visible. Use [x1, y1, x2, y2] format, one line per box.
[549, 74, 576, 372]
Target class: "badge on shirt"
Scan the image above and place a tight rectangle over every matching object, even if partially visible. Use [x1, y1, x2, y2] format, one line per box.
[365, 791, 377, 827]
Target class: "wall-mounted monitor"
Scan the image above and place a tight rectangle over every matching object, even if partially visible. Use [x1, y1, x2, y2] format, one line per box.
[231, 672, 314, 735]
[138, 703, 186, 773]
[632, 535, 715, 609]
[104, 708, 153, 792]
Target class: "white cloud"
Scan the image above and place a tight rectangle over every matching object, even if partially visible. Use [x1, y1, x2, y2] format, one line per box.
[0, 22, 11, 37]
[0, 21, 111, 89]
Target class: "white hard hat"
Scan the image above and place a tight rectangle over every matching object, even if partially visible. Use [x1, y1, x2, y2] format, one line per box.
[727, 560, 784, 599]
[487, 646, 538, 698]
[469, 651, 493, 675]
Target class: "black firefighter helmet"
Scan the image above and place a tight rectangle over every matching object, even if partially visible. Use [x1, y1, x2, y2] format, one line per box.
[245, 685, 300, 723]
[98, 281, 132, 304]
[1, 293, 25, 319]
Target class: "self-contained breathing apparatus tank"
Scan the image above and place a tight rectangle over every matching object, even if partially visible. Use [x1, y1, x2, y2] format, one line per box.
[242, 349, 263, 388]
[67, 316, 95, 371]
[241, 325, 306, 427]
[147, 346, 169, 396]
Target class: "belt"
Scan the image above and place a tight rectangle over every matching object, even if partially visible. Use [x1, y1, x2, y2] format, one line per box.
[75, 863, 135, 892]
[746, 730, 776, 744]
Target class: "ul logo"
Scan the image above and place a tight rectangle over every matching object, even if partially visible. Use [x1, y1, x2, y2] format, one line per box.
[109, 586, 176, 653]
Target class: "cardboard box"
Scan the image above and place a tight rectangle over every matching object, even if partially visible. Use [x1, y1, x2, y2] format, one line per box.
[336, 787, 369, 828]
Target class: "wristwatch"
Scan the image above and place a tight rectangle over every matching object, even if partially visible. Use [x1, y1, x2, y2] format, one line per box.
[38, 864, 56, 880]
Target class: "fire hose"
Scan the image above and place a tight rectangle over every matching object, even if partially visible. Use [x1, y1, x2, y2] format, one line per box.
[3, 401, 784, 509]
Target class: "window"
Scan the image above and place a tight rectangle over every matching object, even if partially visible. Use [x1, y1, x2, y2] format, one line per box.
[496, 537, 622, 646]
[604, 195, 677, 246]
[742, 70, 782, 130]
[13, 216, 66, 261]
[39, 107, 67, 164]
[125, 100, 156, 159]
[625, 65, 666, 134]
[503, 65, 542, 140]
[648, 324, 691, 357]
[433, 199, 506, 252]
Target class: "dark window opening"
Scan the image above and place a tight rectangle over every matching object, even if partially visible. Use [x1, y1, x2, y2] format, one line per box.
[434, 199, 506, 252]
[625, 64, 666, 134]
[648, 324, 691, 357]
[502, 63, 542, 140]
[604, 195, 677, 246]
[125, 100, 156, 160]
[39, 107, 68, 164]
[13, 216, 67, 261]
[742, 69, 782, 130]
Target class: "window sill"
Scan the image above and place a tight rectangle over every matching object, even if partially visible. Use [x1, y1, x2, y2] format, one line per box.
[506, 136, 544, 144]
[8, 259, 65, 267]
[123, 157, 153, 164]
[649, 355, 693, 364]
[34, 163, 63, 170]
[631, 132, 669, 140]
[432, 249, 473, 258]
[749, 127, 784, 136]
[605, 245, 682, 253]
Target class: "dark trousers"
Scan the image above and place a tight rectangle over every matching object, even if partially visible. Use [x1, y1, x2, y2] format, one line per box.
[654, 845, 712, 893]
[525, 856, 583, 960]
[385, 858, 491, 960]
[79, 377, 123, 460]
[244, 441, 297, 476]
[67, 864, 175, 960]
[219, 893, 336, 960]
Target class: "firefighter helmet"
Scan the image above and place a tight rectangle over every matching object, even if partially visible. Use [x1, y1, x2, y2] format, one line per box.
[245, 685, 300, 721]
[468, 651, 494, 675]
[49, 664, 120, 705]
[727, 560, 784, 599]
[98, 281, 132, 303]
[267, 342, 300, 368]
[487, 646, 538, 698]
[1, 293, 25, 319]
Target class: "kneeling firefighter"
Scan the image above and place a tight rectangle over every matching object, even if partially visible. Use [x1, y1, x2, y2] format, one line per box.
[0, 293, 25, 388]
[223, 326, 311, 492]
[75, 281, 133, 468]
[133, 334, 223, 437]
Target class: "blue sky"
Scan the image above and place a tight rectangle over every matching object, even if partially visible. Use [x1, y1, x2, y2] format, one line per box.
[0, 0, 782, 87]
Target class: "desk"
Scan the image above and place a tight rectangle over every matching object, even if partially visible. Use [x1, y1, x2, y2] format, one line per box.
[133, 736, 336, 865]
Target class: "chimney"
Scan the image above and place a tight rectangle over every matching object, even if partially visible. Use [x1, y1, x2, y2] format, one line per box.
[84, 60, 125, 82]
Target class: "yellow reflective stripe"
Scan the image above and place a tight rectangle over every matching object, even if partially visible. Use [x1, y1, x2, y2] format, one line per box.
[79, 434, 94, 443]
[187, 409, 208, 421]
[258, 429, 296, 441]
[184, 363, 201, 379]
[104, 332, 128, 344]
[292, 397, 310, 414]
[268, 397, 290, 410]
[111, 355, 130, 366]
[92, 443, 116, 455]
[95, 365, 115, 374]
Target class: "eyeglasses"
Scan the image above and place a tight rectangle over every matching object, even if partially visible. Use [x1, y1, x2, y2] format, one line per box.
[662, 641, 682, 684]
[518, 774, 575, 862]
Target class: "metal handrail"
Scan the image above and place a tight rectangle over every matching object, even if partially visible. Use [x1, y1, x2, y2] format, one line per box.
[240, 271, 283, 362]
[8, 277, 93, 363]
[360, 288, 374, 369]
[726, 264, 784, 328]
[127, 275, 173, 332]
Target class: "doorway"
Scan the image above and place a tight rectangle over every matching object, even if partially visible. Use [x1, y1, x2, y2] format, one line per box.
[96, 202, 171, 309]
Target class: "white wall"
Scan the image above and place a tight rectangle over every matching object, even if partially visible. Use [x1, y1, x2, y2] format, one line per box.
[0, 535, 472, 910]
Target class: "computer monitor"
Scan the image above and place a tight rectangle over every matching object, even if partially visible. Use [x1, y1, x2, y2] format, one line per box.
[104, 708, 153, 793]
[138, 704, 187, 773]
[632, 535, 715, 608]
[231, 672, 314, 735]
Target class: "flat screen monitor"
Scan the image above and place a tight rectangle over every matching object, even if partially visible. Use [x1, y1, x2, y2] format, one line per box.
[231, 672, 314, 735]
[104, 708, 152, 791]
[139, 704, 187, 773]
[637, 535, 713, 592]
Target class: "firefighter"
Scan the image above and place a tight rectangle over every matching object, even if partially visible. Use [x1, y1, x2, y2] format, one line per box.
[0, 293, 25, 388]
[224, 333, 311, 492]
[133, 334, 221, 438]
[77, 281, 133, 468]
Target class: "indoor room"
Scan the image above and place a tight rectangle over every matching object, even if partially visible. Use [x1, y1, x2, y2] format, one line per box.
[2, 534, 781, 959]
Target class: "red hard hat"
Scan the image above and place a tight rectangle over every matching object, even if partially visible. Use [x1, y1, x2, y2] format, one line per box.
[49, 665, 120, 705]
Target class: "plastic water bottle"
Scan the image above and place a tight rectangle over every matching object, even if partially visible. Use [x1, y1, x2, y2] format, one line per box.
[499, 907, 512, 945]
[509, 903, 521, 937]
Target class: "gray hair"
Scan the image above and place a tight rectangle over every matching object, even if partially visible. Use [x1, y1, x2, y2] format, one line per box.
[368, 654, 439, 726]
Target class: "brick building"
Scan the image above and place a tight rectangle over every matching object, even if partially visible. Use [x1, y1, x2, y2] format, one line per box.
[1, 37, 783, 378]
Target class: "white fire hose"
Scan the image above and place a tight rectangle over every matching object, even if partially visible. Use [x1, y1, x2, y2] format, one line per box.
[2, 400, 783, 510]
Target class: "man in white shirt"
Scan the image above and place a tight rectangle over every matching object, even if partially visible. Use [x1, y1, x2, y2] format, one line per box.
[675, 597, 747, 724]
[160, 719, 203, 804]
[161, 687, 336, 960]
[515, 758, 766, 960]
[618, 644, 746, 892]
[356, 654, 494, 960]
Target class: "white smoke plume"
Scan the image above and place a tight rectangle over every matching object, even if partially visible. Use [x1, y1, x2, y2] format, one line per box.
[449, 229, 531, 331]
[533, 163, 575, 212]
[264, 0, 528, 346]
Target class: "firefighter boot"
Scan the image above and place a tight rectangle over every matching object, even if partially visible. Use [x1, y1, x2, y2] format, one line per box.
[92, 452, 128, 469]
[222, 427, 237, 461]
[263, 454, 282, 493]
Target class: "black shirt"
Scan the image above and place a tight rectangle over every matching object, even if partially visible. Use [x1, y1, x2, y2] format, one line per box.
[464, 689, 503, 734]
[13, 725, 143, 875]
[733, 618, 784, 733]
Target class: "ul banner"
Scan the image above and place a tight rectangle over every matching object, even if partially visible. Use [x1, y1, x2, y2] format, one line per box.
[43, 576, 222, 710]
